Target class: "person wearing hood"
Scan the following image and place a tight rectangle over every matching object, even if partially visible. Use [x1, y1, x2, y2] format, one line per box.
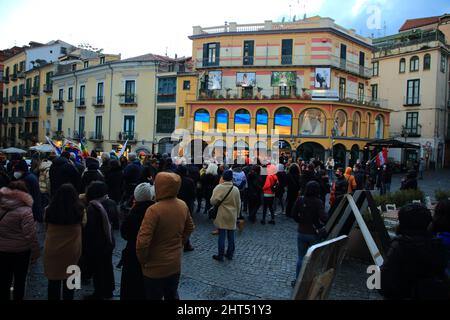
[344, 167, 357, 194]
[210, 170, 241, 262]
[13, 160, 43, 222]
[176, 165, 196, 252]
[286, 164, 301, 218]
[38, 155, 52, 209]
[0, 181, 40, 300]
[83, 181, 119, 299]
[380, 204, 448, 299]
[104, 159, 124, 203]
[81, 159, 105, 193]
[49, 152, 82, 196]
[291, 181, 327, 285]
[120, 182, 155, 300]
[261, 164, 278, 225]
[136, 172, 194, 300]
[400, 170, 418, 191]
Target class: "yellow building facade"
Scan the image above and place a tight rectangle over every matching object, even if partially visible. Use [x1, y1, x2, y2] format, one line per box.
[179, 17, 391, 166]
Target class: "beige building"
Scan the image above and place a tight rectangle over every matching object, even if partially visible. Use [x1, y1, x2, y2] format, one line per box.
[50, 53, 192, 154]
[372, 16, 450, 169]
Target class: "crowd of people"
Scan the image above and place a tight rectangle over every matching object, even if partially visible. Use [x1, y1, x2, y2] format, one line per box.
[0, 149, 448, 300]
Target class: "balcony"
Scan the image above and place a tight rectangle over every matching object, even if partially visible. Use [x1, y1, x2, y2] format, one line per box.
[117, 132, 137, 142]
[195, 54, 372, 78]
[9, 96, 17, 104]
[24, 88, 31, 97]
[24, 110, 39, 118]
[89, 131, 104, 141]
[17, 71, 25, 79]
[119, 94, 137, 106]
[9, 117, 24, 125]
[43, 83, 53, 93]
[197, 88, 389, 108]
[404, 96, 421, 107]
[92, 96, 105, 107]
[3, 76, 9, 84]
[19, 132, 38, 142]
[17, 94, 24, 102]
[52, 131, 65, 140]
[75, 98, 86, 108]
[31, 86, 39, 96]
[53, 100, 64, 111]
[157, 93, 176, 103]
[2, 97, 8, 105]
[2, 117, 8, 124]
[11, 73, 17, 81]
[401, 124, 422, 138]
[72, 131, 86, 140]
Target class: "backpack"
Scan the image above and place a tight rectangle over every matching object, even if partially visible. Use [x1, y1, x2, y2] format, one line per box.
[271, 180, 280, 193]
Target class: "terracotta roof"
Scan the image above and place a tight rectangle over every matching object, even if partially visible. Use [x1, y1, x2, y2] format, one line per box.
[399, 16, 441, 32]
[122, 53, 175, 63]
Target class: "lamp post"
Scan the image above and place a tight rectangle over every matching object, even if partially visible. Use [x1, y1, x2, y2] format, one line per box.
[330, 122, 338, 160]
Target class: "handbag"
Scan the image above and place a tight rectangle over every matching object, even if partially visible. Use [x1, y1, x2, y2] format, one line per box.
[208, 185, 234, 220]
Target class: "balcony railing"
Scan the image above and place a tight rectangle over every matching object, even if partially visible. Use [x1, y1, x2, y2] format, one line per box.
[195, 54, 372, 78]
[19, 132, 38, 142]
[24, 88, 31, 97]
[75, 98, 86, 108]
[9, 96, 17, 103]
[157, 93, 176, 103]
[9, 117, 24, 125]
[53, 100, 64, 111]
[119, 94, 137, 105]
[2, 117, 8, 124]
[11, 73, 17, 81]
[43, 83, 53, 93]
[17, 94, 24, 102]
[197, 88, 388, 108]
[31, 86, 39, 95]
[401, 124, 422, 138]
[89, 131, 104, 141]
[3, 76, 9, 84]
[17, 71, 25, 79]
[2, 97, 8, 105]
[92, 96, 105, 107]
[52, 131, 65, 140]
[117, 132, 137, 141]
[24, 110, 39, 118]
[72, 131, 86, 140]
[404, 96, 421, 106]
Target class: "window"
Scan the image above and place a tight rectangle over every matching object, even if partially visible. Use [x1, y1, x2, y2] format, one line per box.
[194, 109, 209, 132]
[95, 116, 103, 137]
[299, 109, 326, 136]
[441, 54, 447, 73]
[339, 78, 346, 99]
[125, 80, 135, 103]
[410, 56, 419, 72]
[424, 54, 431, 70]
[234, 109, 251, 134]
[33, 76, 40, 89]
[57, 119, 62, 131]
[58, 88, 64, 101]
[183, 80, 191, 90]
[372, 61, 379, 76]
[46, 97, 51, 113]
[18, 106, 24, 117]
[406, 79, 420, 105]
[97, 82, 104, 104]
[178, 107, 184, 117]
[11, 107, 17, 117]
[243, 40, 254, 65]
[359, 52, 365, 67]
[334, 110, 347, 137]
[19, 61, 25, 72]
[123, 115, 135, 135]
[256, 109, 268, 134]
[26, 78, 31, 93]
[157, 77, 176, 103]
[358, 83, 364, 102]
[203, 42, 220, 66]
[156, 109, 176, 133]
[25, 100, 31, 112]
[281, 39, 293, 65]
[60, 47, 67, 55]
[31, 122, 38, 135]
[406, 112, 419, 134]
[399, 58, 406, 73]
[99, 57, 105, 64]
[45, 72, 53, 86]
[375, 115, 384, 139]
[84, 61, 89, 68]
[25, 122, 30, 133]
[32, 98, 39, 111]
[371, 84, 378, 101]
[340, 44, 347, 61]
[72, 64, 77, 71]
[79, 85, 85, 105]
[215, 109, 228, 133]
[68, 87, 73, 101]
[352, 112, 361, 137]
[274, 107, 292, 135]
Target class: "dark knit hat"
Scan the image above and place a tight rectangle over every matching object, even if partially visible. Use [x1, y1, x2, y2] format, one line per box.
[223, 169, 233, 182]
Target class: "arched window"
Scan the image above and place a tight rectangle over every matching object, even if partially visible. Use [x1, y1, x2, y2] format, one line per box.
[194, 109, 209, 132]
[424, 54, 431, 70]
[410, 56, 419, 72]
[333, 110, 347, 137]
[399, 58, 406, 73]
[256, 109, 268, 134]
[215, 109, 228, 133]
[274, 107, 292, 135]
[234, 109, 250, 134]
[375, 115, 384, 139]
[367, 113, 372, 138]
[299, 108, 326, 136]
[352, 111, 361, 137]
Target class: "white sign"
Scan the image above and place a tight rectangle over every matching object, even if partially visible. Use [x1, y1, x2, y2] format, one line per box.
[311, 89, 339, 101]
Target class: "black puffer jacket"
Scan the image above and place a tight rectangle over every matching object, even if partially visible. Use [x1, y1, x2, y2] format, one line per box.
[49, 157, 82, 195]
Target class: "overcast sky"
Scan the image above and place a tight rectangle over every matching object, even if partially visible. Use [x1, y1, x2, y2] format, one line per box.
[1, 0, 449, 59]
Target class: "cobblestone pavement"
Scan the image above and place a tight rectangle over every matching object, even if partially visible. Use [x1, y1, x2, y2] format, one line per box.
[24, 169, 450, 300]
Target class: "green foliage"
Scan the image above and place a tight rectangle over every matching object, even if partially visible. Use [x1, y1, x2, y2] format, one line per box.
[374, 189, 425, 208]
[435, 189, 450, 202]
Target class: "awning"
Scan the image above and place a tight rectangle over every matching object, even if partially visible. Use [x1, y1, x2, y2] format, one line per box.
[366, 139, 420, 149]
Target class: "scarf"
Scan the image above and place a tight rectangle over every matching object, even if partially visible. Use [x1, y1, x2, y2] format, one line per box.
[89, 195, 112, 246]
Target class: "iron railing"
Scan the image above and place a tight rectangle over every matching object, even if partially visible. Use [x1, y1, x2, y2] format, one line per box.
[119, 94, 137, 105]
[92, 96, 105, 106]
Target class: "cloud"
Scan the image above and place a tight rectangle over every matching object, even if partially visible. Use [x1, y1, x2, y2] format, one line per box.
[352, 0, 369, 16]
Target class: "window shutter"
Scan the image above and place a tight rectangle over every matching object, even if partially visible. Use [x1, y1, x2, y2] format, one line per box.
[203, 44, 208, 66]
[215, 42, 220, 65]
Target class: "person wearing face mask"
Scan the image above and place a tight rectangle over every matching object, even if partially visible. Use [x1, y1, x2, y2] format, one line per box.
[13, 161, 43, 223]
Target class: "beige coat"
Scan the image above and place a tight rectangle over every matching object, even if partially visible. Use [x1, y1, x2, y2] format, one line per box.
[211, 181, 241, 230]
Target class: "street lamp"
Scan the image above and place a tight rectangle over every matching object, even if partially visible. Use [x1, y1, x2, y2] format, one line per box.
[330, 122, 338, 159]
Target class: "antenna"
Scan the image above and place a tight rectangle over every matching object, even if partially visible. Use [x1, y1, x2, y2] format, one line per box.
[383, 21, 387, 37]
[165, 47, 168, 56]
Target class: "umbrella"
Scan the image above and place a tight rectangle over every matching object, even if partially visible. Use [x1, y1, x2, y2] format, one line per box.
[29, 144, 53, 153]
[1, 147, 27, 154]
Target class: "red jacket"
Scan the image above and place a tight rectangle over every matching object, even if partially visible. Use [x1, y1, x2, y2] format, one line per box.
[263, 174, 278, 196]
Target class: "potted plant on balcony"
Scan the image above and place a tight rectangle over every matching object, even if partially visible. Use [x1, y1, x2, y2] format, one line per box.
[225, 88, 232, 99]
[301, 88, 311, 100]
[255, 87, 263, 100]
